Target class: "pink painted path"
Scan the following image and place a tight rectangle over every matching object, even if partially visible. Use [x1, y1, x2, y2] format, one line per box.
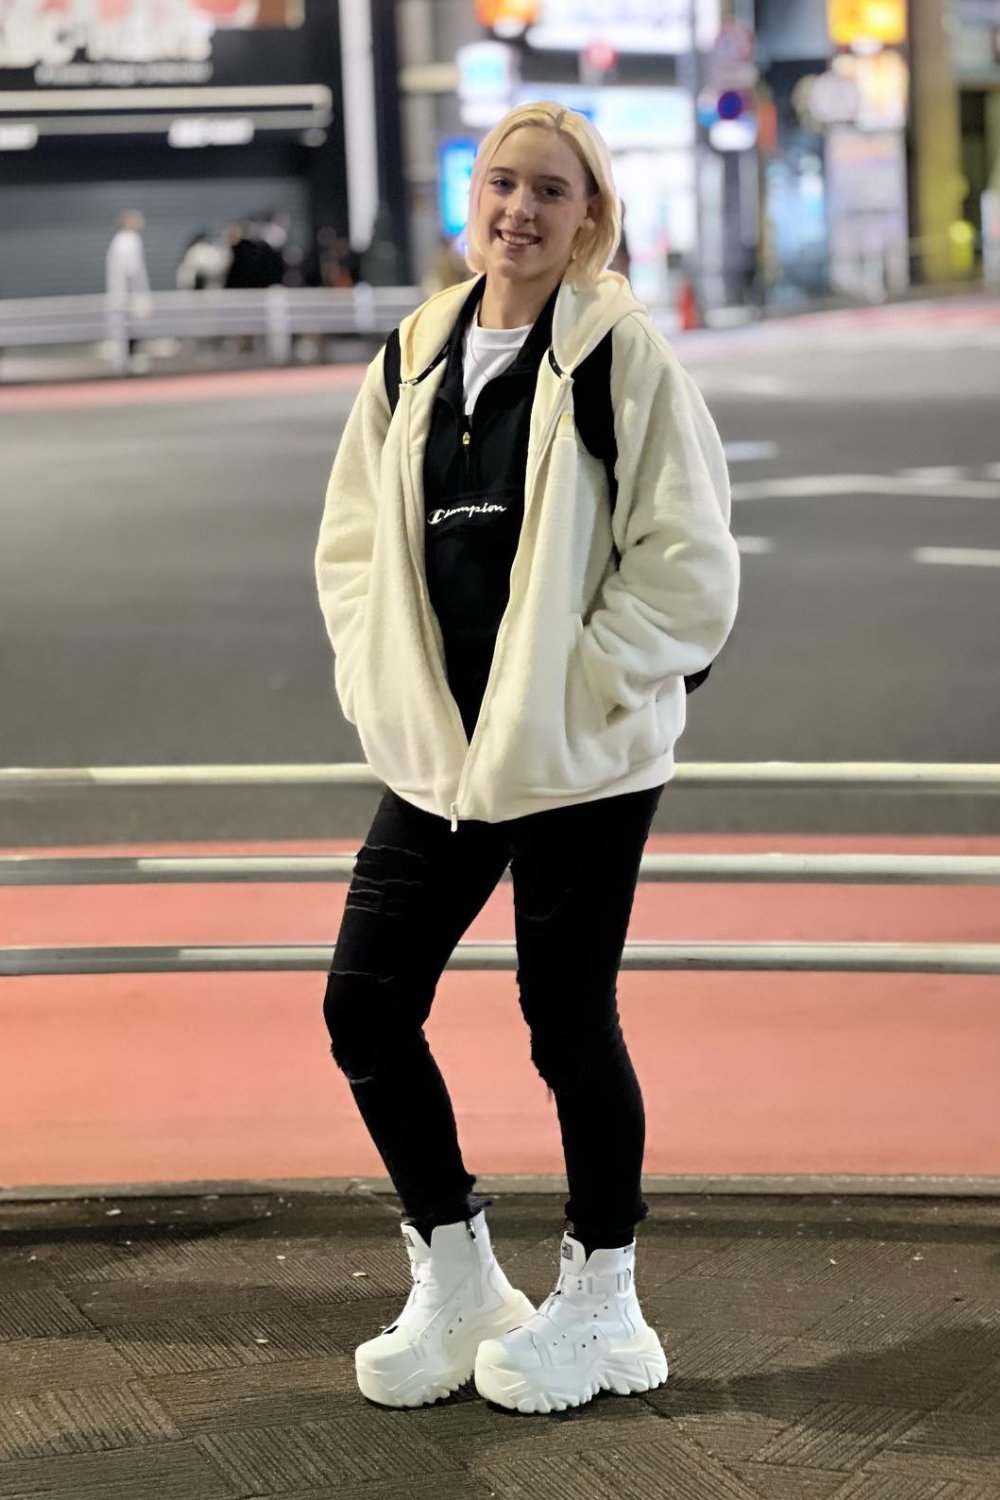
[2, 834, 998, 1188]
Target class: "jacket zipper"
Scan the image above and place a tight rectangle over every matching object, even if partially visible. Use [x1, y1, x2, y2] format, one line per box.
[449, 372, 571, 833]
[398, 380, 471, 793]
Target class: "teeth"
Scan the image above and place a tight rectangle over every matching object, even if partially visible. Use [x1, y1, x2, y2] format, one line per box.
[499, 232, 538, 245]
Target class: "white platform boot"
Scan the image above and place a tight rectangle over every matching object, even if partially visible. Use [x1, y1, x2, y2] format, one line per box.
[355, 1209, 535, 1407]
[474, 1232, 668, 1414]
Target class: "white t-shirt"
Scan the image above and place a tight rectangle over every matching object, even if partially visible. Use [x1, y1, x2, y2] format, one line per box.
[462, 316, 531, 415]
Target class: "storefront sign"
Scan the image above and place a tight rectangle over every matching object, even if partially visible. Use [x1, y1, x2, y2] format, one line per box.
[512, 83, 693, 150]
[0, 0, 301, 83]
[456, 40, 518, 127]
[524, 0, 693, 55]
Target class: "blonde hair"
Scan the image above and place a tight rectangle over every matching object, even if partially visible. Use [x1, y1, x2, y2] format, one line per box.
[464, 101, 621, 288]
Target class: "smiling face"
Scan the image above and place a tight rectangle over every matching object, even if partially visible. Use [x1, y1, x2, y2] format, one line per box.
[474, 125, 598, 305]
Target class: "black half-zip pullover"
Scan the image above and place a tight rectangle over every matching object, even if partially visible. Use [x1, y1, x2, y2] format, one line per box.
[422, 276, 558, 740]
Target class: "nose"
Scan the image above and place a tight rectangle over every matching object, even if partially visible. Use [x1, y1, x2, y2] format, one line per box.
[508, 185, 536, 222]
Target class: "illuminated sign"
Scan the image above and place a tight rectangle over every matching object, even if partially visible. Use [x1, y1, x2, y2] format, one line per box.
[0, 0, 301, 72]
[168, 114, 255, 146]
[475, 0, 539, 34]
[512, 84, 692, 149]
[0, 120, 38, 147]
[525, 0, 693, 55]
[439, 136, 477, 237]
[827, 0, 907, 48]
[456, 40, 518, 127]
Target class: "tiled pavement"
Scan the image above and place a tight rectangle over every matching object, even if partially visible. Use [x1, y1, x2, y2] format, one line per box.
[0, 1189, 998, 1499]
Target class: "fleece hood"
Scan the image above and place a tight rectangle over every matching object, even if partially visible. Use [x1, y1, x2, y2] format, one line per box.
[398, 269, 644, 382]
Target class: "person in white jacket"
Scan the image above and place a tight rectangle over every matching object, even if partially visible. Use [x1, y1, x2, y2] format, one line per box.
[315, 101, 740, 1415]
[105, 210, 151, 366]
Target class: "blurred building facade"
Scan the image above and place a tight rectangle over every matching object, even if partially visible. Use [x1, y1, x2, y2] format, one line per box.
[398, 0, 992, 311]
[0, 0, 403, 298]
[0, 0, 995, 304]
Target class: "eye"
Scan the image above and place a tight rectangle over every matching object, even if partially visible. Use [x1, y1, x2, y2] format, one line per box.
[544, 186, 563, 198]
[490, 176, 512, 190]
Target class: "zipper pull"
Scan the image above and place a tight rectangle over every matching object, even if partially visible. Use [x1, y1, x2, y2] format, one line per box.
[467, 1218, 476, 1240]
[461, 430, 471, 447]
[450, 803, 459, 833]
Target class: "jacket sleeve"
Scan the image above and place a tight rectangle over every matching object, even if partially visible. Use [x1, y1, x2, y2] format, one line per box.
[576, 317, 740, 714]
[314, 346, 391, 724]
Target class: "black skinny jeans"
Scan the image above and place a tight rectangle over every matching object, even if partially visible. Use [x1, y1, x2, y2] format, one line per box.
[322, 781, 663, 1249]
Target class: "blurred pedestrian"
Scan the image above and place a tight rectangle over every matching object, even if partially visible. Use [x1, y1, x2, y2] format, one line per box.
[421, 233, 470, 296]
[175, 229, 230, 290]
[105, 209, 150, 367]
[256, 208, 291, 285]
[315, 101, 739, 1414]
[222, 222, 255, 290]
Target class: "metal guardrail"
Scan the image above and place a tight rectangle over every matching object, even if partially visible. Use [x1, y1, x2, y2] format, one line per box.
[3, 943, 998, 979]
[3, 761, 999, 790]
[0, 286, 424, 372]
[2, 762, 999, 978]
[2, 852, 1000, 887]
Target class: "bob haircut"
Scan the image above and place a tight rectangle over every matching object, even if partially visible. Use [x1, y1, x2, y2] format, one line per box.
[464, 101, 621, 288]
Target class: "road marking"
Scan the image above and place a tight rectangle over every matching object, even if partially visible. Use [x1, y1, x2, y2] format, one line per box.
[734, 535, 773, 554]
[733, 471, 1000, 502]
[724, 441, 780, 463]
[897, 466, 965, 483]
[914, 547, 1000, 568]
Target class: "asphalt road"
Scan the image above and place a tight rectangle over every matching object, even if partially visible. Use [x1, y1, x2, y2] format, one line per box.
[3, 302, 999, 844]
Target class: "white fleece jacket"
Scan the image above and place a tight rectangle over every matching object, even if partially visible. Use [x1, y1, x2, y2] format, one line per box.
[315, 272, 740, 831]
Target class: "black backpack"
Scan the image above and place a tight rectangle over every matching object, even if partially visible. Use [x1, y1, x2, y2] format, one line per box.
[381, 326, 711, 694]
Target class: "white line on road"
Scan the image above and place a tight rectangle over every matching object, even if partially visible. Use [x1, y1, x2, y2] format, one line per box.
[914, 547, 1000, 568]
[897, 466, 965, 483]
[724, 441, 780, 462]
[733, 471, 1000, 502]
[734, 536, 774, 554]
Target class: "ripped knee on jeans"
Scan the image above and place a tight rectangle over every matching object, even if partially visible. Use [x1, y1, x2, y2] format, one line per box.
[323, 969, 432, 1089]
[530, 1025, 622, 1098]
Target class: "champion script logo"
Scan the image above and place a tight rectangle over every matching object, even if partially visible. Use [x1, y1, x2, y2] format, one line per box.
[428, 501, 508, 524]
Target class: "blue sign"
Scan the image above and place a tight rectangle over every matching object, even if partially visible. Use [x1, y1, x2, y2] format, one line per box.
[438, 137, 478, 239]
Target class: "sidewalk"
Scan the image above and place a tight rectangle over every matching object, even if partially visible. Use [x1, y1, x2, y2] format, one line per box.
[2, 282, 995, 387]
[1, 1187, 997, 1499]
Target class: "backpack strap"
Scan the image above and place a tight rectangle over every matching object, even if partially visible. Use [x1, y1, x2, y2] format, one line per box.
[572, 332, 618, 523]
[382, 326, 401, 415]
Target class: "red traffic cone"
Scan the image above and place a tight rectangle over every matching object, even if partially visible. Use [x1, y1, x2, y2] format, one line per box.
[676, 278, 700, 331]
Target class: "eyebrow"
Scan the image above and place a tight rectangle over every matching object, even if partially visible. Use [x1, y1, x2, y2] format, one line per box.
[489, 166, 573, 188]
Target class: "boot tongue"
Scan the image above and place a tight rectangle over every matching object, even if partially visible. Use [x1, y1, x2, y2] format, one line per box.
[401, 1223, 432, 1269]
[559, 1233, 588, 1275]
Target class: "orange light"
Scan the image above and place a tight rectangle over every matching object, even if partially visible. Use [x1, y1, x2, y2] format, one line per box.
[475, 0, 539, 30]
[828, 0, 906, 47]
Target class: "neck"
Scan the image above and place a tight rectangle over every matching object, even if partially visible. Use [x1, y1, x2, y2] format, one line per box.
[478, 273, 560, 330]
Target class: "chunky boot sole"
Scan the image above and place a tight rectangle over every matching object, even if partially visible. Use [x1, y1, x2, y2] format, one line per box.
[356, 1289, 534, 1408]
[474, 1326, 668, 1415]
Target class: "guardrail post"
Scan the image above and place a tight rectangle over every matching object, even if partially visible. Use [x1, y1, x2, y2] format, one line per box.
[352, 280, 376, 334]
[265, 285, 291, 365]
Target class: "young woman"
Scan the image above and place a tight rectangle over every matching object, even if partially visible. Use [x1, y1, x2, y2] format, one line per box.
[315, 101, 740, 1414]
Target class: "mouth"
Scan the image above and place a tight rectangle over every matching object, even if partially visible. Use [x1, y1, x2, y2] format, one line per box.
[495, 229, 541, 249]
